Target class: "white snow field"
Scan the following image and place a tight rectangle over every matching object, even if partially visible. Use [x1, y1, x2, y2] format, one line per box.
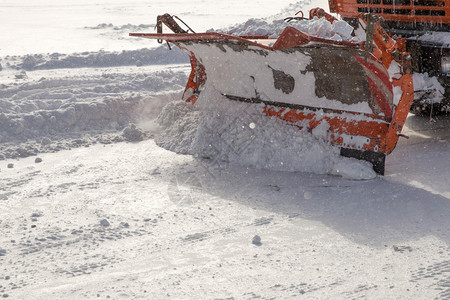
[1, 0, 450, 299]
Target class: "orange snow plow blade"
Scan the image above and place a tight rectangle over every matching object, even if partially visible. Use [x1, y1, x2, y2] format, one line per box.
[130, 12, 414, 174]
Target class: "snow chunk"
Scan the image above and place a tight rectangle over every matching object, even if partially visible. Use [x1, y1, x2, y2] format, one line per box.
[389, 62, 445, 106]
[100, 219, 110, 227]
[311, 120, 330, 141]
[122, 124, 145, 142]
[332, 20, 354, 40]
[252, 235, 262, 246]
[413, 72, 445, 104]
[331, 157, 376, 180]
[217, 14, 358, 42]
[155, 86, 376, 180]
[387, 61, 404, 106]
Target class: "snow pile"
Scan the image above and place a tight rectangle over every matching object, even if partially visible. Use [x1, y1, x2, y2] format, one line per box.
[215, 15, 357, 42]
[155, 86, 376, 180]
[0, 69, 186, 140]
[155, 100, 201, 154]
[0, 97, 140, 142]
[0, 35, 190, 161]
[0, 62, 188, 159]
[413, 72, 445, 104]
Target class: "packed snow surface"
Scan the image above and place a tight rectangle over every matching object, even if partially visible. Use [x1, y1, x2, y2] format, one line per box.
[1, 0, 450, 299]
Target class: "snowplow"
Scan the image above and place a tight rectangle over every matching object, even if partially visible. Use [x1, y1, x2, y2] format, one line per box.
[130, 8, 416, 175]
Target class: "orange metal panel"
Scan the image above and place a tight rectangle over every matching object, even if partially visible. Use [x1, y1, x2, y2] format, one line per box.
[332, 0, 450, 24]
[263, 106, 391, 152]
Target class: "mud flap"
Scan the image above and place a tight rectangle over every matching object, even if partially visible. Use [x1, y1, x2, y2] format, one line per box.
[340, 148, 386, 175]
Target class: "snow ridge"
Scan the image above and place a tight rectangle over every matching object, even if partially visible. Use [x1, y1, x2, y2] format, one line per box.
[2, 46, 188, 71]
[0, 66, 187, 159]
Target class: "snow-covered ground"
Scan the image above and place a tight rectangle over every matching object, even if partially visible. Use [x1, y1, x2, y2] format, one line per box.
[1, 0, 450, 299]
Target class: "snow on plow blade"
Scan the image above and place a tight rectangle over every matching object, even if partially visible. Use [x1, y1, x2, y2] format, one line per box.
[131, 26, 413, 175]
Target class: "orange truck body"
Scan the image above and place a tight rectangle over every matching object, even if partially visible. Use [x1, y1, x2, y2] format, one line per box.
[329, 0, 450, 115]
[329, 0, 450, 24]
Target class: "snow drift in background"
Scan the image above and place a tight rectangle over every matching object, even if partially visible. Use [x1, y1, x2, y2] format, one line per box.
[155, 86, 376, 180]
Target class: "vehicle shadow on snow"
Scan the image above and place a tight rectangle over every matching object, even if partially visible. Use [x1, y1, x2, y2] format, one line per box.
[174, 160, 450, 248]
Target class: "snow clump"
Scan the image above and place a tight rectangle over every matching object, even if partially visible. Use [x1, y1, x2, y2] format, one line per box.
[215, 16, 357, 42]
[155, 86, 376, 180]
[122, 123, 145, 142]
